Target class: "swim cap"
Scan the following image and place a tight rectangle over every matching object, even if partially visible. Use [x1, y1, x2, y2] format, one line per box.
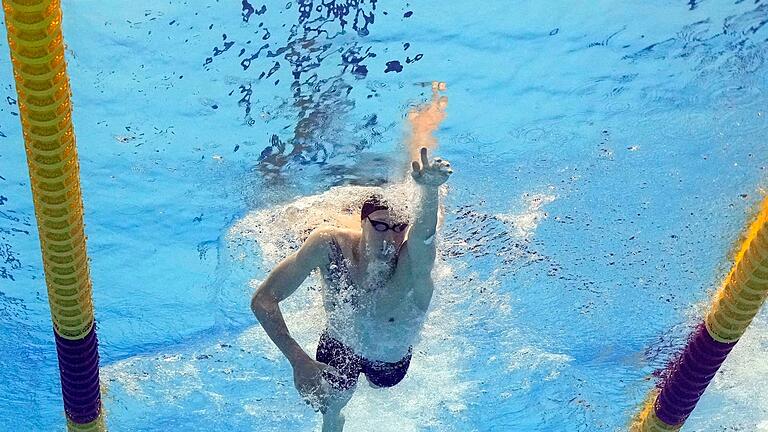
[360, 195, 389, 220]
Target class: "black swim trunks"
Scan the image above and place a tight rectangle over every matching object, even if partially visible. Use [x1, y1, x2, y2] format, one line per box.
[315, 330, 412, 391]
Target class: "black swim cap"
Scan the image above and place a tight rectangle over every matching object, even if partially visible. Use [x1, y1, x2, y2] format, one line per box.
[360, 194, 389, 220]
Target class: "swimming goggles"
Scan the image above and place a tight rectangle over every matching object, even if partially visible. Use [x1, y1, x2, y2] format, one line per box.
[367, 216, 408, 233]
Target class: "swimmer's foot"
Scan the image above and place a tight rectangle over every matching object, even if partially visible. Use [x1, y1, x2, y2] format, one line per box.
[322, 411, 345, 432]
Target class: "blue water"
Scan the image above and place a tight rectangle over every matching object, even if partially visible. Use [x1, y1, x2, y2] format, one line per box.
[1, 0, 767, 430]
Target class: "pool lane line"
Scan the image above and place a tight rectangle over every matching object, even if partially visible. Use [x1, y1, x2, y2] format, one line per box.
[2, 0, 106, 430]
[631, 196, 768, 431]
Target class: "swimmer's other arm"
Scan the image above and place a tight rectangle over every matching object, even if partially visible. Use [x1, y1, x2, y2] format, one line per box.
[250, 228, 333, 366]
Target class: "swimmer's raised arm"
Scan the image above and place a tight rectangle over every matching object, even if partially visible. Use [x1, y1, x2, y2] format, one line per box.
[402, 82, 450, 275]
[407, 147, 452, 273]
[250, 227, 333, 366]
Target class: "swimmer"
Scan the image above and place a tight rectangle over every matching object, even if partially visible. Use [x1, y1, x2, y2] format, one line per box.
[251, 83, 451, 432]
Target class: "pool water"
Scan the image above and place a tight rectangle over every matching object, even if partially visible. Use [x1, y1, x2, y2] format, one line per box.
[1, 0, 767, 431]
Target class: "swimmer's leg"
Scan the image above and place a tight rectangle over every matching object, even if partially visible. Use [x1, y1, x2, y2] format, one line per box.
[321, 385, 355, 432]
[315, 331, 360, 431]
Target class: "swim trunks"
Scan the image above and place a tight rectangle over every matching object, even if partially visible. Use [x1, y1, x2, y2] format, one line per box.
[315, 330, 412, 391]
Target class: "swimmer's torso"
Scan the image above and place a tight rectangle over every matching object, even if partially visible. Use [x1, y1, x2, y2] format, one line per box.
[318, 229, 432, 362]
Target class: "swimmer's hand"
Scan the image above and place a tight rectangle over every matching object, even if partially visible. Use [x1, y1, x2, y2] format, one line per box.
[292, 357, 340, 412]
[411, 147, 453, 187]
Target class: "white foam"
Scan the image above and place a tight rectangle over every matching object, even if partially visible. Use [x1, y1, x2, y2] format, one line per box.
[495, 192, 556, 239]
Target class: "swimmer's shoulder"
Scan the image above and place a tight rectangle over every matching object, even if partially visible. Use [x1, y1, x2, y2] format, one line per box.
[331, 227, 359, 245]
[305, 225, 356, 244]
[296, 226, 337, 268]
[297, 225, 360, 268]
[301, 225, 358, 259]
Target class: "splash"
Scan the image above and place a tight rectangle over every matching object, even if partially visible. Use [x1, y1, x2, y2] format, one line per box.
[495, 193, 556, 239]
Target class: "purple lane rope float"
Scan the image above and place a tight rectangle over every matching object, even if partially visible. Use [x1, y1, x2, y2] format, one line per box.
[2, 0, 105, 430]
[632, 197, 768, 431]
